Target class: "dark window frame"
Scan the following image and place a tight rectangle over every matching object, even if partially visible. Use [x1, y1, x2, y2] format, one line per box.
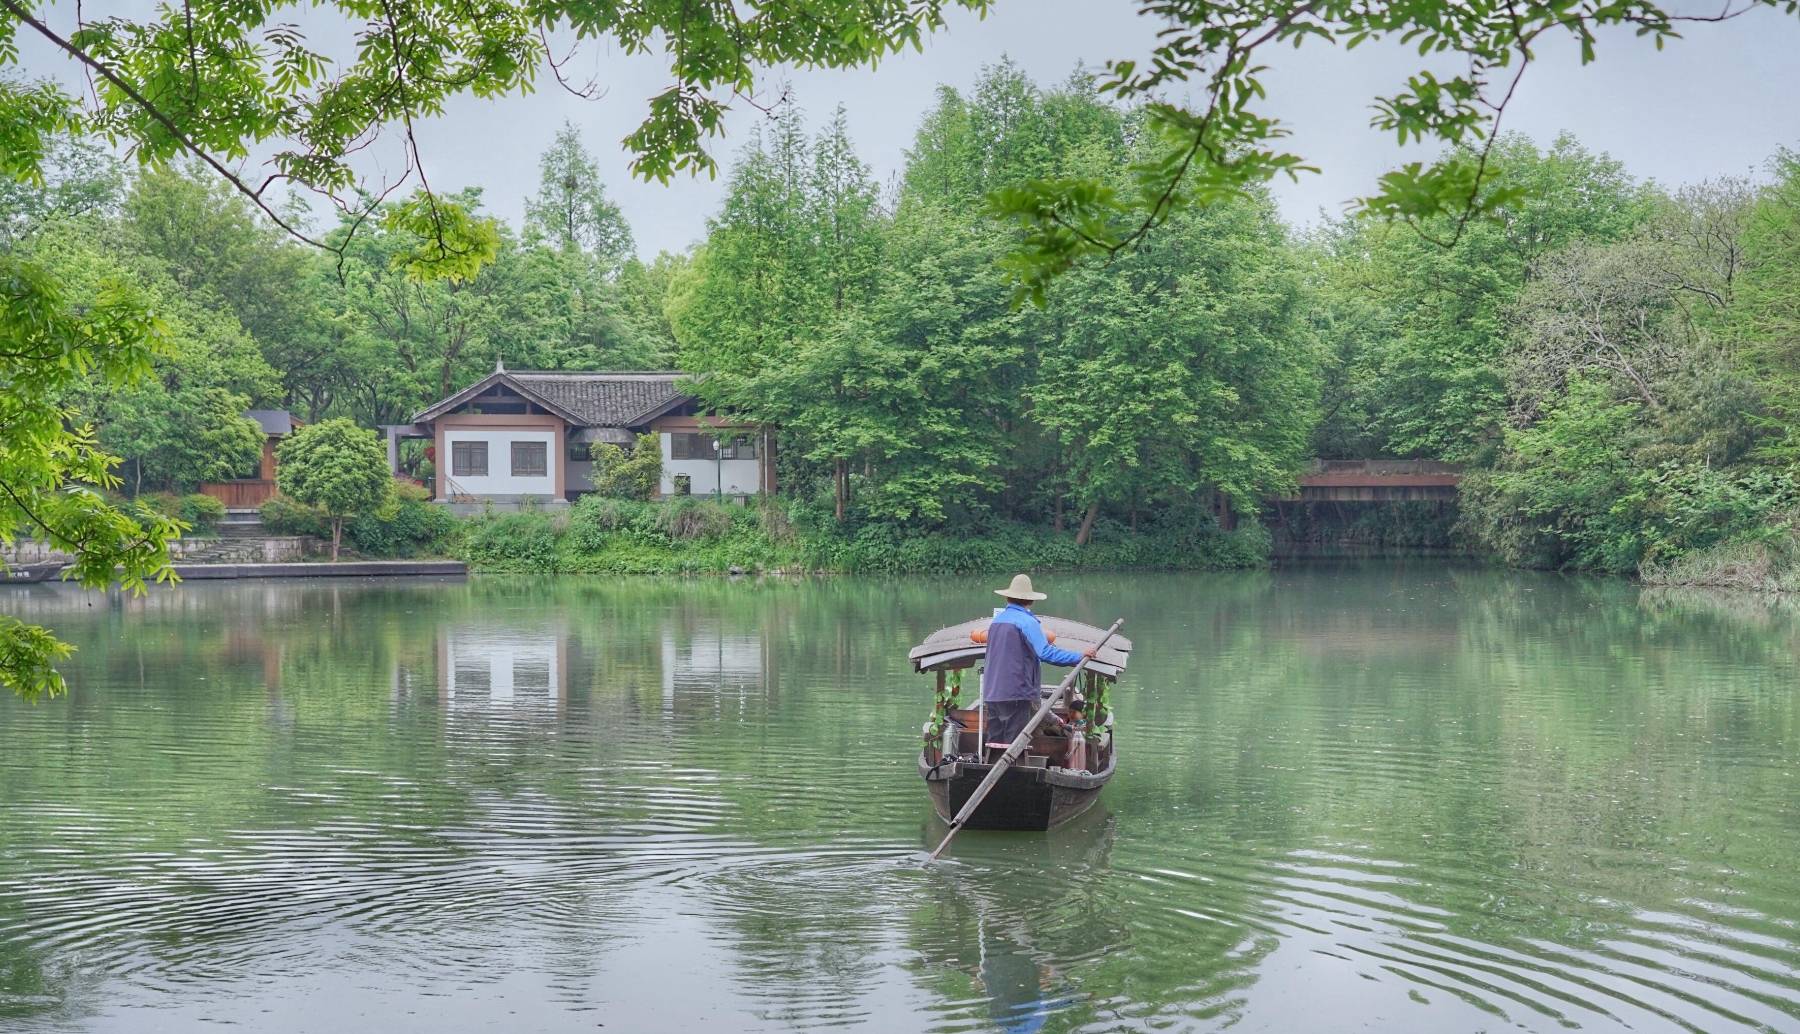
[719, 434, 757, 460]
[451, 440, 488, 477]
[510, 440, 548, 478]
[669, 431, 713, 460]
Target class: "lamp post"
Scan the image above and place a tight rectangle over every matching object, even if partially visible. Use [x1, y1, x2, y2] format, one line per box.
[711, 436, 721, 500]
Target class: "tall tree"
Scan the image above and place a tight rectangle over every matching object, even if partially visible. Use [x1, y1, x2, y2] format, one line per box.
[1037, 194, 1317, 544]
[1311, 134, 1656, 461]
[524, 121, 634, 269]
[1731, 151, 1800, 463]
[276, 419, 393, 561]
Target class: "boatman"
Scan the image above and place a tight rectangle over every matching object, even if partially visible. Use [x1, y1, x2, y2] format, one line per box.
[981, 574, 1096, 748]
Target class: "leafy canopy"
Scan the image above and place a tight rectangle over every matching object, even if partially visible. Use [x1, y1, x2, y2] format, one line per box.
[0, 255, 183, 699]
[275, 418, 392, 559]
[276, 419, 392, 520]
[991, 0, 1800, 299]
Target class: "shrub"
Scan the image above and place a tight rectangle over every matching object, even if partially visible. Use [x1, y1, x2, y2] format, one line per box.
[757, 498, 800, 546]
[568, 495, 659, 551]
[135, 491, 180, 515]
[392, 480, 432, 505]
[657, 498, 736, 541]
[589, 432, 661, 499]
[260, 495, 329, 537]
[346, 494, 457, 557]
[800, 516, 1268, 574]
[177, 493, 227, 533]
[459, 511, 561, 572]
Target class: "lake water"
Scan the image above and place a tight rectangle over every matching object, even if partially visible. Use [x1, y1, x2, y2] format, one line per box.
[0, 567, 1796, 1033]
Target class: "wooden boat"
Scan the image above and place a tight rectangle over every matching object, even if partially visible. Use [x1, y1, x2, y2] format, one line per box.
[0, 562, 68, 584]
[911, 615, 1132, 831]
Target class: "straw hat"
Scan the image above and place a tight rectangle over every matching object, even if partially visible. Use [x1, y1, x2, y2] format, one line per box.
[994, 573, 1047, 601]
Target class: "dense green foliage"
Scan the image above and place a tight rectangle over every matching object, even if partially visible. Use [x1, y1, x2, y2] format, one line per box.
[275, 419, 393, 560]
[454, 497, 1269, 576]
[259, 483, 455, 558]
[136, 492, 229, 535]
[673, 69, 1316, 538]
[589, 432, 663, 500]
[9, 65, 1800, 593]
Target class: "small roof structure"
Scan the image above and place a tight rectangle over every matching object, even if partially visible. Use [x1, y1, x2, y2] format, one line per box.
[245, 409, 298, 436]
[909, 615, 1132, 679]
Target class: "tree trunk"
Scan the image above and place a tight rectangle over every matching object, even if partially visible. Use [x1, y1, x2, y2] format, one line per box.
[1053, 493, 1065, 534]
[1074, 500, 1100, 547]
[834, 459, 848, 523]
[331, 517, 343, 561]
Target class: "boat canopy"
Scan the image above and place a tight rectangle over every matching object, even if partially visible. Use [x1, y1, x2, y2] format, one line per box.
[908, 615, 1132, 679]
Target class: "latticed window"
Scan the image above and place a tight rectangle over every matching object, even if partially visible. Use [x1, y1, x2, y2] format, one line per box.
[511, 441, 547, 477]
[670, 432, 713, 460]
[451, 441, 487, 477]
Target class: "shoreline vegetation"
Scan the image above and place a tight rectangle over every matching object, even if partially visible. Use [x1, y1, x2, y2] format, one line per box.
[262, 490, 1271, 576]
[255, 486, 1800, 591]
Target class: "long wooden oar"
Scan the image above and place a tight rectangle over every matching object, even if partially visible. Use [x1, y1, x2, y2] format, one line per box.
[926, 617, 1125, 863]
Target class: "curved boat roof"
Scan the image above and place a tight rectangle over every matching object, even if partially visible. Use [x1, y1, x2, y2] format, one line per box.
[909, 615, 1132, 679]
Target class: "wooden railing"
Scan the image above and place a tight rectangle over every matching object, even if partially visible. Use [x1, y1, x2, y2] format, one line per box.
[199, 479, 279, 509]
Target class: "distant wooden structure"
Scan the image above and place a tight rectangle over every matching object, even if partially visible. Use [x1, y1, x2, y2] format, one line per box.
[1279, 459, 1463, 502]
[199, 410, 302, 510]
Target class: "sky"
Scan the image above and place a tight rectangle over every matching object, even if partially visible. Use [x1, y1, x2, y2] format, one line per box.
[15, 1, 1800, 258]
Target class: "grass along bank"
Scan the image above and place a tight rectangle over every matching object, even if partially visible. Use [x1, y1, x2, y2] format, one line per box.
[1639, 508, 1800, 593]
[458, 496, 1268, 576]
[258, 486, 1267, 574]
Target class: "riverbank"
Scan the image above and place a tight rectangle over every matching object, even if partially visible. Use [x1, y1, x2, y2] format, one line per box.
[172, 560, 467, 579]
[1639, 519, 1800, 593]
[453, 498, 1271, 575]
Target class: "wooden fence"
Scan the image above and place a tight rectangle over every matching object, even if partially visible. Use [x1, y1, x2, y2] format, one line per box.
[198, 479, 279, 509]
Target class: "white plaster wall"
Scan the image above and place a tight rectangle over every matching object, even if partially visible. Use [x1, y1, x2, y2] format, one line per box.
[658, 433, 762, 496]
[442, 429, 556, 497]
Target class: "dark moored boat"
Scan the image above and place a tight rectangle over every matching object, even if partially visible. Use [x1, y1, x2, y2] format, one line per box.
[912, 616, 1132, 831]
[1, 562, 67, 584]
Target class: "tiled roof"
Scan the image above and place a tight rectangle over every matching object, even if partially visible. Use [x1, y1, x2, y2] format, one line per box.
[507, 372, 688, 427]
[244, 409, 296, 435]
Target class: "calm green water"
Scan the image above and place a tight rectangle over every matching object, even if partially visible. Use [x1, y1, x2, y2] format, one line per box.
[1, 568, 1797, 1033]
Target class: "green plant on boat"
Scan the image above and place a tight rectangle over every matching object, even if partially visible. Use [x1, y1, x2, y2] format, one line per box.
[926, 667, 965, 749]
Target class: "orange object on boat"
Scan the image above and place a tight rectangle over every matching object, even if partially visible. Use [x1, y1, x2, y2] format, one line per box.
[970, 624, 1053, 644]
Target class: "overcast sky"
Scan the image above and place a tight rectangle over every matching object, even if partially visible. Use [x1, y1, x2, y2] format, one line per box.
[17, 1, 1800, 257]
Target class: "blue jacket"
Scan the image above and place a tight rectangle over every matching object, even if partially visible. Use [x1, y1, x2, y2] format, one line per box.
[982, 603, 1083, 702]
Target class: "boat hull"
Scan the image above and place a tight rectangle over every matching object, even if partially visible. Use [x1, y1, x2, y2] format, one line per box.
[920, 750, 1114, 832]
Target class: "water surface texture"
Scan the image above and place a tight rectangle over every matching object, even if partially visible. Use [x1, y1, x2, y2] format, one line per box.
[1, 568, 1797, 1033]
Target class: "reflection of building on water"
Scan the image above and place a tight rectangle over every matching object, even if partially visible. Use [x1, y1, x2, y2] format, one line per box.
[387, 613, 777, 717]
[441, 627, 568, 709]
[660, 626, 770, 711]
[392, 624, 571, 713]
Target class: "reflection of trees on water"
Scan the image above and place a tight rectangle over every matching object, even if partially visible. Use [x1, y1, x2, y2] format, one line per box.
[5, 572, 1800, 1029]
[1150, 564, 1800, 1029]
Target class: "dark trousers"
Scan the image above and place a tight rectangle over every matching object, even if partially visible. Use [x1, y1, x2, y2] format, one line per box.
[983, 699, 1036, 746]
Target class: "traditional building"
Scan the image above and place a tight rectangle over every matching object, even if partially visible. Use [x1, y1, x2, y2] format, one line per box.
[387, 367, 774, 505]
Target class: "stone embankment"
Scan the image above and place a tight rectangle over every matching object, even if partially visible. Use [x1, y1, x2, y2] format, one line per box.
[4, 529, 465, 581]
